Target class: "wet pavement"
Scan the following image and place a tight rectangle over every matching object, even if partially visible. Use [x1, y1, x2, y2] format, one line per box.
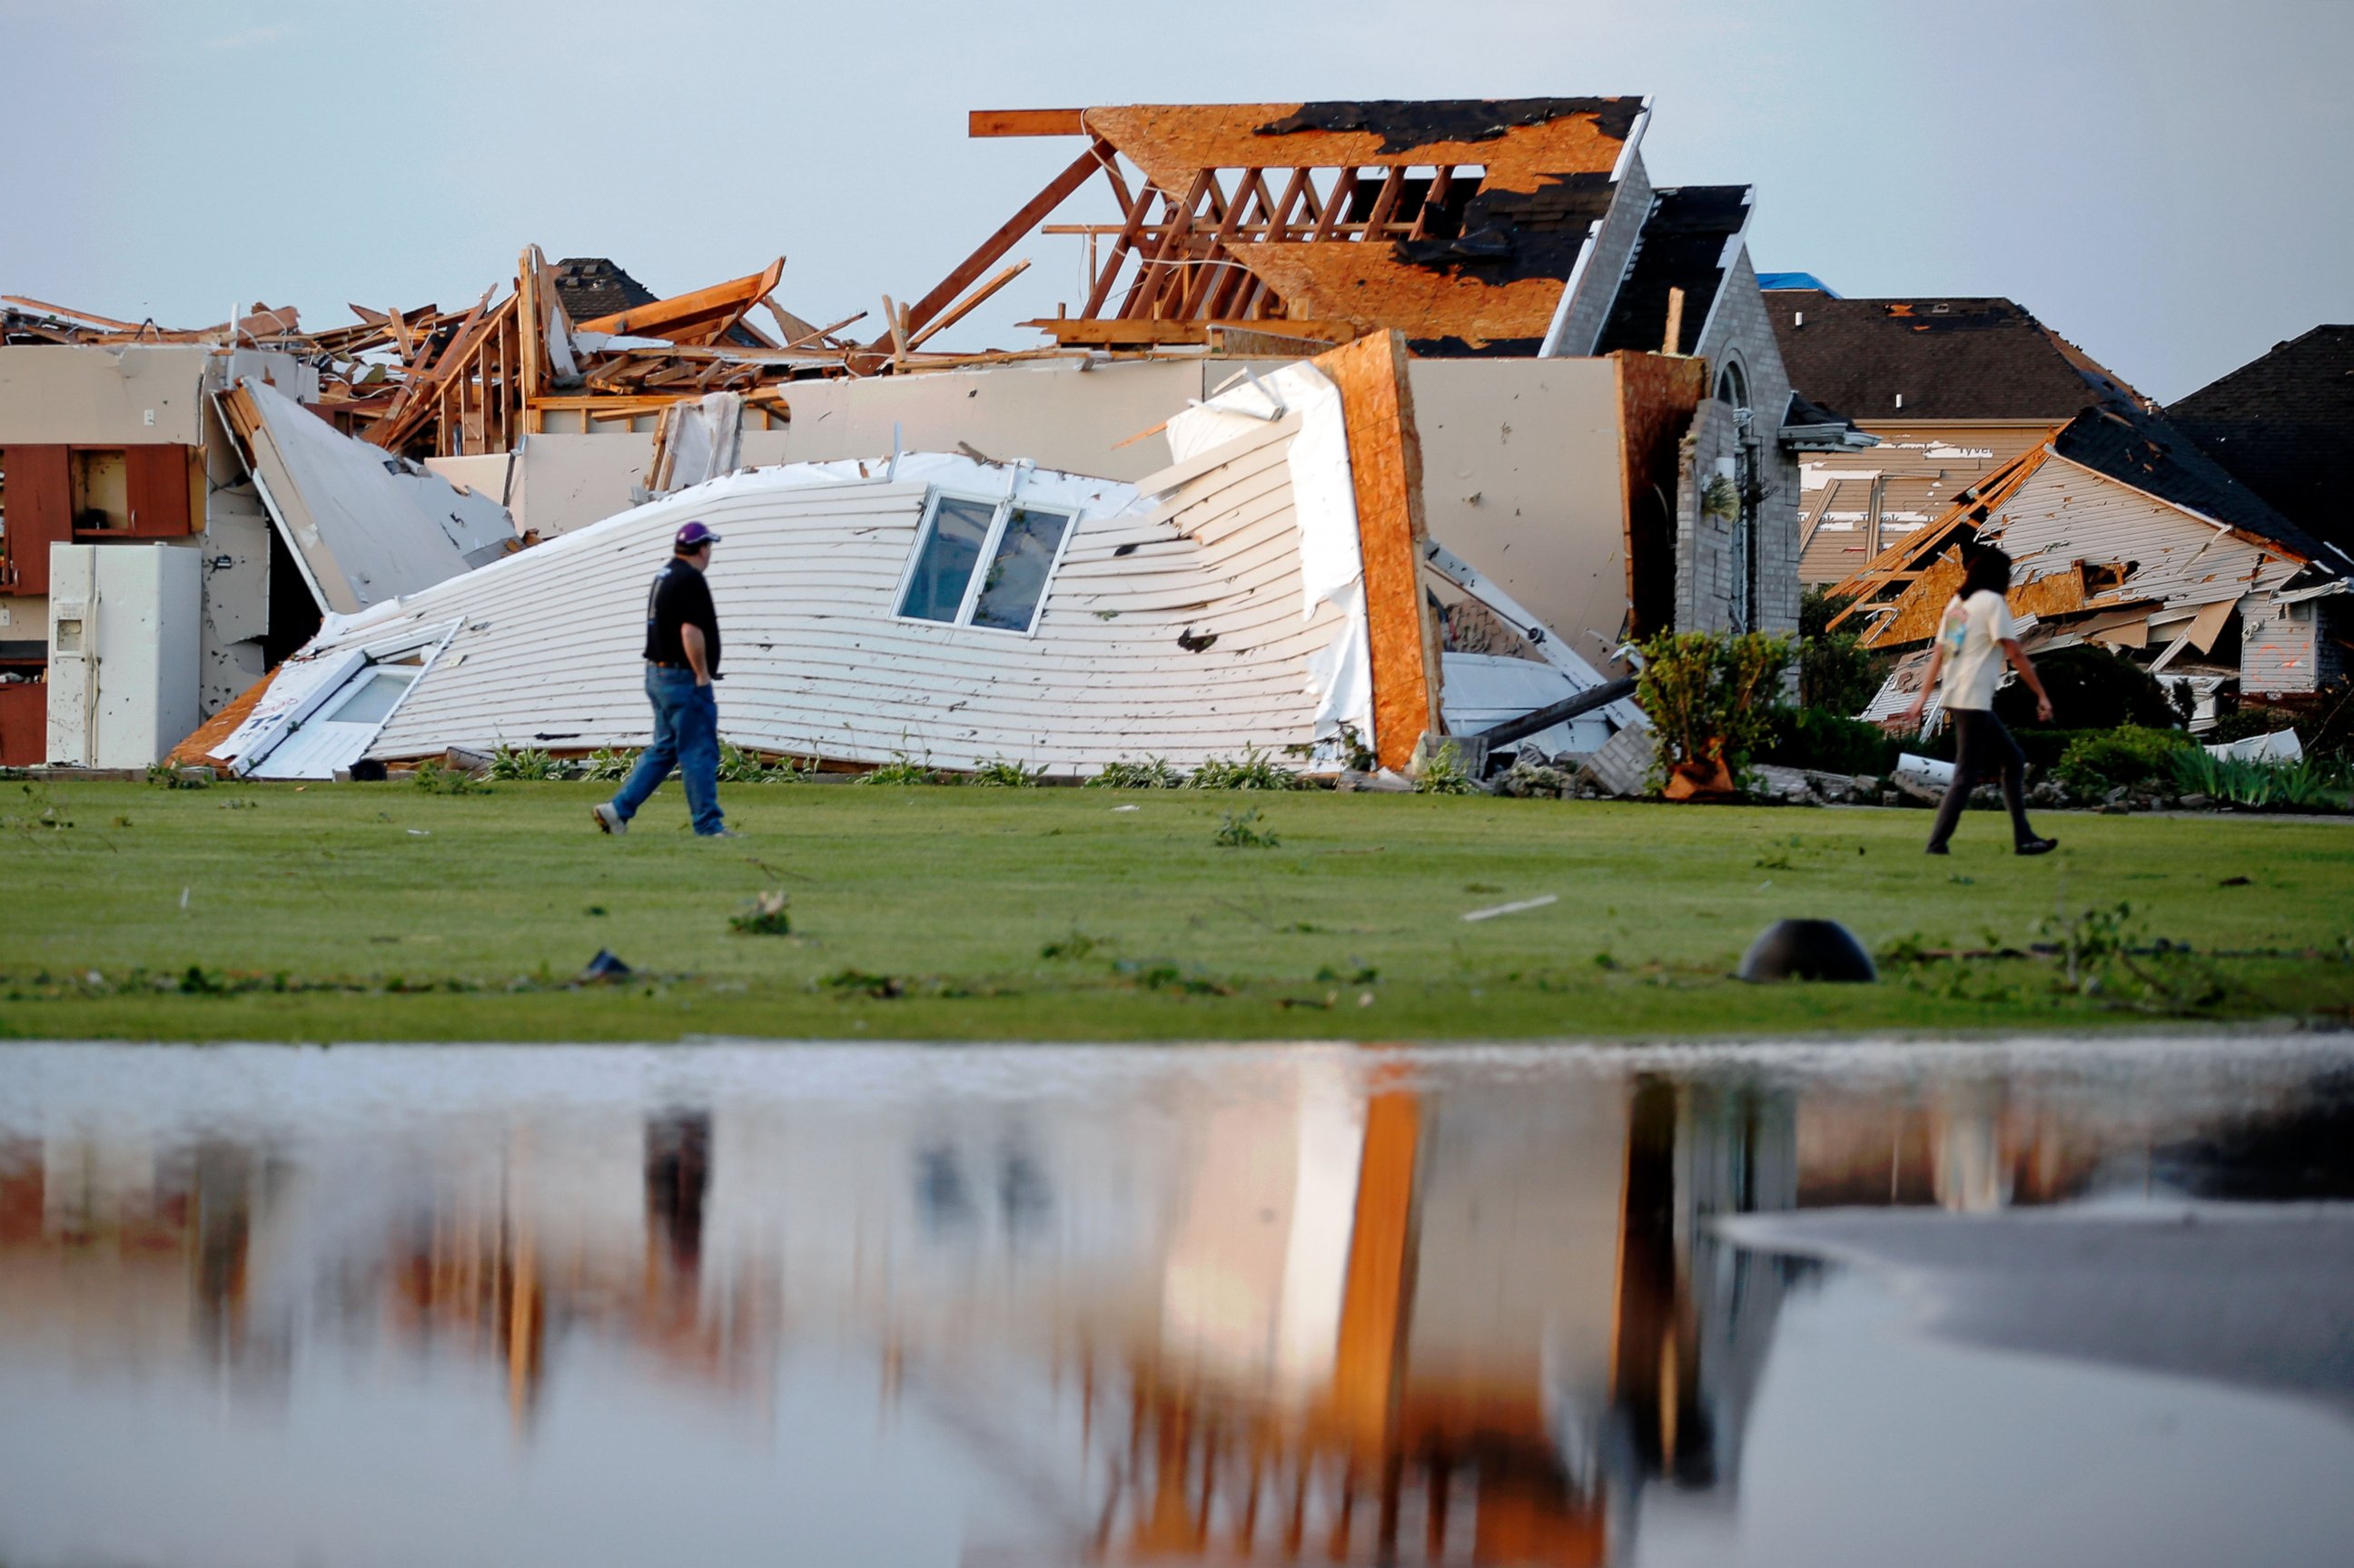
[2, 1036, 2350, 1568]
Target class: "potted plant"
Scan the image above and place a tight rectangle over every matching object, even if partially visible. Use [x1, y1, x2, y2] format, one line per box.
[1636, 630, 1793, 801]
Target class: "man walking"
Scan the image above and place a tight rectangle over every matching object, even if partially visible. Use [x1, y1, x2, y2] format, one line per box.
[593, 520, 737, 839]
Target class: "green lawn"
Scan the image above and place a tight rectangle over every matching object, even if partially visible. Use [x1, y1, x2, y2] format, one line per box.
[3, 775, 2350, 1042]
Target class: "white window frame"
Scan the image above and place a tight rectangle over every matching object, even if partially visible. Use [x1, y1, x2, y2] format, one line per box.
[891, 486, 1079, 637]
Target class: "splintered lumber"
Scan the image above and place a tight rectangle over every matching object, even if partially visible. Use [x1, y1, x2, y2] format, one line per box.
[905, 259, 1031, 350]
[576, 259, 786, 345]
[885, 143, 1105, 346]
[970, 109, 1087, 137]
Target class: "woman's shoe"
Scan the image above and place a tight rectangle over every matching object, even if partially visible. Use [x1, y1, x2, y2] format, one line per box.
[2015, 837, 2059, 855]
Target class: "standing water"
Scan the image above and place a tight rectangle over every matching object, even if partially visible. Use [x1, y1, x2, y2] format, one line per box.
[2, 1036, 2350, 1567]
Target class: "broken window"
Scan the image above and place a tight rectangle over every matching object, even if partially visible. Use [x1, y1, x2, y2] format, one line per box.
[896, 491, 1075, 635]
[898, 495, 997, 623]
[971, 506, 1073, 632]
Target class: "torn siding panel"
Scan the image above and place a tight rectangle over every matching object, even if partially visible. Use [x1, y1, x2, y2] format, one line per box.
[328, 445, 1354, 775]
[1993, 456, 2303, 613]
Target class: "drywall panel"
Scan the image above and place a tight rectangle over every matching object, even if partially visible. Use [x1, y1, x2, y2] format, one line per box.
[1409, 357, 1630, 659]
[515, 433, 654, 537]
[0, 345, 213, 446]
[773, 360, 1206, 481]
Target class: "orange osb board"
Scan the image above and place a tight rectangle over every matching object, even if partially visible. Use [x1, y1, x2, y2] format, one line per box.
[1313, 330, 1440, 770]
[1859, 552, 1965, 648]
[1080, 103, 1632, 196]
[1232, 242, 1568, 346]
[167, 667, 278, 769]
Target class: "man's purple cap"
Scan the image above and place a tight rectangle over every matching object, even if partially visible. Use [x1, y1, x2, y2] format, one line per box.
[675, 520, 721, 548]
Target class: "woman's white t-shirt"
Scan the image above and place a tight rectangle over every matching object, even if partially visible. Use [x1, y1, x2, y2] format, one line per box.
[1935, 589, 2014, 712]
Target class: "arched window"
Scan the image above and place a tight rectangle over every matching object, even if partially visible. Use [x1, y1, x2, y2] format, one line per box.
[1715, 360, 1750, 410]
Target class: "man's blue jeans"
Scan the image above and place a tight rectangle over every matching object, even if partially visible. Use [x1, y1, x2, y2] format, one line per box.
[609, 666, 726, 834]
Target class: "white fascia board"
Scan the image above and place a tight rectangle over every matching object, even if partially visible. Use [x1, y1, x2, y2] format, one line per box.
[1687, 204, 1757, 364]
[1538, 98, 1652, 360]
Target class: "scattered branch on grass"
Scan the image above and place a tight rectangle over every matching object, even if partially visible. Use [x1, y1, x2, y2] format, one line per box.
[144, 763, 210, 790]
[1213, 808, 1279, 848]
[729, 890, 792, 935]
[818, 968, 904, 998]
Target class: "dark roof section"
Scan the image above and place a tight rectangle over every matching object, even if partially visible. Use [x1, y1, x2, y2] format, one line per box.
[1253, 98, 1645, 153]
[2052, 399, 2339, 569]
[1593, 185, 1751, 357]
[2165, 325, 2354, 560]
[549, 258, 659, 326]
[1767, 292, 2142, 420]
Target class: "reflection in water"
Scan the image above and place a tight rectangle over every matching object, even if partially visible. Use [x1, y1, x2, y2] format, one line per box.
[0, 1040, 2349, 1566]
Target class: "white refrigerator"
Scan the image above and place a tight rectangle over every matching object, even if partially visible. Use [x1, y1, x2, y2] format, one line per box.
[45, 542, 202, 767]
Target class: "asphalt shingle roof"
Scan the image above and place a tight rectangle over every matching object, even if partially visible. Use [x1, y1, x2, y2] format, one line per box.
[1766, 291, 2139, 421]
[2166, 325, 2354, 561]
[1594, 185, 1751, 357]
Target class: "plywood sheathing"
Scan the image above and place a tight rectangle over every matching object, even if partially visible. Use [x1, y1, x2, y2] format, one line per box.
[1082, 103, 1636, 192]
[1316, 330, 1441, 768]
[1231, 245, 1567, 346]
[1612, 350, 1710, 641]
[1021, 101, 1639, 352]
[169, 666, 278, 768]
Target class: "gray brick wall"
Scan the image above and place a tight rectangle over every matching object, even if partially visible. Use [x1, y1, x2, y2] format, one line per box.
[1548, 153, 1653, 357]
[1688, 245, 1801, 642]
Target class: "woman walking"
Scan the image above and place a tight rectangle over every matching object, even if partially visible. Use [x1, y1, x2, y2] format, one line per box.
[1894, 547, 2060, 856]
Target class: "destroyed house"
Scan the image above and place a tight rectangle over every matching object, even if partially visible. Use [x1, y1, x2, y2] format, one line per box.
[13, 96, 1825, 775]
[1767, 289, 2144, 584]
[2167, 324, 2354, 566]
[1830, 396, 2348, 715]
[187, 334, 1645, 781]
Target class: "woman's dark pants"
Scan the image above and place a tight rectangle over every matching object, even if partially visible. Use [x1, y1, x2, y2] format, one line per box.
[1928, 709, 2038, 849]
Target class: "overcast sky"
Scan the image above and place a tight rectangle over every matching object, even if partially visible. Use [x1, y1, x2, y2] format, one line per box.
[5, 0, 2347, 401]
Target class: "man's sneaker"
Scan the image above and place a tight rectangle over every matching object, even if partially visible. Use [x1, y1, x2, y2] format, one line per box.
[698, 825, 742, 839]
[2016, 836, 2059, 856]
[592, 803, 627, 836]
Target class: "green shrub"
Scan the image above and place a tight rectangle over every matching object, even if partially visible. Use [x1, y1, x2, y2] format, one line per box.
[1190, 746, 1302, 790]
[413, 760, 490, 795]
[2208, 706, 2296, 745]
[1756, 706, 1899, 777]
[2054, 725, 2195, 793]
[857, 754, 941, 786]
[1798, 587, 1888, 715]
[1085, 757, 1187, 789]
[970, 757, 1043, 787]
[580, 746, 639, 782]
[1413, 741, 1478, 795]
[2168, 749, 2351, 811]
[1635, 630, 1794, 780]
[490, 744, 562, 781]
[1993, 644, 2176, 731]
